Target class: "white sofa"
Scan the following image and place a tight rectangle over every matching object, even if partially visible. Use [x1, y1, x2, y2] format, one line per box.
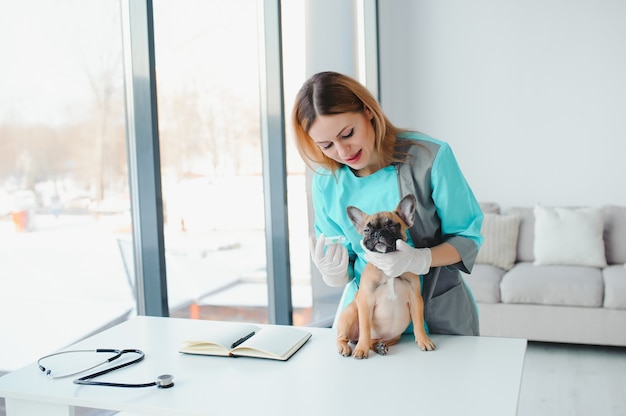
[465, 203, 626, 346]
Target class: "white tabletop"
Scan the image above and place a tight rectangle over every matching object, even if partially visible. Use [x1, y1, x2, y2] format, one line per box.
[0, 316, 527, 416]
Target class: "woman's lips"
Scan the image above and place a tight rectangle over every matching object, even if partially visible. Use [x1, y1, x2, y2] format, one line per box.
[344, 149, 362, 164]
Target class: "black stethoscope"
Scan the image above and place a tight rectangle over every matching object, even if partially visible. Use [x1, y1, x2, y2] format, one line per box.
[38, 348, 174, 388]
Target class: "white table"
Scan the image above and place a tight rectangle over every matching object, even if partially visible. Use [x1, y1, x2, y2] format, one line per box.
[0, 316, 527, 416]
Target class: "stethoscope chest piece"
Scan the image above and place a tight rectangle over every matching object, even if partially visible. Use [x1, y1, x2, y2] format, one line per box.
[156, 374, 174, 388]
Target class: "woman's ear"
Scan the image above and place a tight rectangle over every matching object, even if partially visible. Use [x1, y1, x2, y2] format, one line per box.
[364, 107, 374, 120]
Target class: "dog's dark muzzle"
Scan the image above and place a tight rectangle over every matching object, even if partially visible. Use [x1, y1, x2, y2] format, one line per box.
[365, 229, 400, 253]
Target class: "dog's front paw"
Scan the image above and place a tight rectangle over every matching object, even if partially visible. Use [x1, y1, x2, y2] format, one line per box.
[352, 343, 370, 359]
[416, 335, 436, 351]
[337, 343, 352, 357]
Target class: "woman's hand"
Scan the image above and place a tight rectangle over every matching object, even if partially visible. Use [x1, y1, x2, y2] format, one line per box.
[362, 239, 432, 277]
[310, 234, 350, 287]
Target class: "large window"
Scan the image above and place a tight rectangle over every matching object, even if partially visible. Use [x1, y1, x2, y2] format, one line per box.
[0, 0, 340, 376]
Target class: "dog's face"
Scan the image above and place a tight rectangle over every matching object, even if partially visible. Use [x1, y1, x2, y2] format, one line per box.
[346, 195, 417, 253]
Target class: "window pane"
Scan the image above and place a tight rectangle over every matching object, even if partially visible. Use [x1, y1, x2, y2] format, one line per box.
[0, 1, 132, 372]
[153, 0, 271, 323]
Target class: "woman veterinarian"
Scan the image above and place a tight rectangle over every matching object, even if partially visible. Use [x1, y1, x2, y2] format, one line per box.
[291, 71, 484, 336]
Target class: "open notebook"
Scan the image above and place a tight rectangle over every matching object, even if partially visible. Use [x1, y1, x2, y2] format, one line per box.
[179, 323, 312, 361]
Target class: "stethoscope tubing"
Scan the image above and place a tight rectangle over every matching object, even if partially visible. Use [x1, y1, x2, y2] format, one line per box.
[38, 348, 174, 388]
[73, 349, 145, 386]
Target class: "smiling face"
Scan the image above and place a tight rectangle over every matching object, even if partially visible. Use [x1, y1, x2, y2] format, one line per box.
[307, 110, 382, 176]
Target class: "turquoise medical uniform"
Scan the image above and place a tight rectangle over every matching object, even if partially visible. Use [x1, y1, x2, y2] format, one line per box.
[312, 132, 484, 335]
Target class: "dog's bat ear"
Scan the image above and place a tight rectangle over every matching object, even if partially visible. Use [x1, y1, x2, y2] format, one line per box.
[395, 194, 417, 228]
[346, 206, 368, 233]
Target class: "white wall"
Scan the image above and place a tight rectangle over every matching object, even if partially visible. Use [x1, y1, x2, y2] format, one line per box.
[378, 0, 626, 209]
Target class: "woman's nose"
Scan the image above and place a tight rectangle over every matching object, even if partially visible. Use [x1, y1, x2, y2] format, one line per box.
[335, 141, 349, 157]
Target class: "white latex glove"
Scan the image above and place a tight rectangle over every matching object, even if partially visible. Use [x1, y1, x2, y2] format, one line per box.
[310, 234, 350, 287]
[362, 239, 432, 277]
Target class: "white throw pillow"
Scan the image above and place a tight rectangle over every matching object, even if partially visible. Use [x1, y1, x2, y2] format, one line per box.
[476, 213, 520, 270]
[533, 205, 607, 267]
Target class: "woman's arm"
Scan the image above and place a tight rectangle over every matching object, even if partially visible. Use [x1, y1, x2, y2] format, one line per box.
[429, 242, 462, 268]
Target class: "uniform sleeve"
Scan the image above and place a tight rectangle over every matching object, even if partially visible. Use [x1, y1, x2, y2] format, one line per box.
[311, 172, 345, 239]
[311, 172, 357, 280]
[431, 142, 484, 272]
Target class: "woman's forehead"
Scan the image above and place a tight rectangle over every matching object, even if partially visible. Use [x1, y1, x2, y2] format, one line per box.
[308, 112, 363, 141]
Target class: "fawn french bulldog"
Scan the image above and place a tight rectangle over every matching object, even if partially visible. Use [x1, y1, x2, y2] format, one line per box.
[336, 194, 436, 359]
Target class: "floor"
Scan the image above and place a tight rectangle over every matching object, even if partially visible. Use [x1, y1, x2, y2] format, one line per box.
[517, 341, 626, 415]
[1, 335, 625, 416]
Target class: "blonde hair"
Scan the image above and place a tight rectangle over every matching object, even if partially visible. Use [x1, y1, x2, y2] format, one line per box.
[291, 71, 410, 172]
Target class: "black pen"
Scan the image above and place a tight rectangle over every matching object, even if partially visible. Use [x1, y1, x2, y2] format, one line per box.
[231, 331, 255, 349]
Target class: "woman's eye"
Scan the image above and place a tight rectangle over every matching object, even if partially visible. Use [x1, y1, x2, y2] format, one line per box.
[341, 129, 354, 139]
[321, 143, 333, 150]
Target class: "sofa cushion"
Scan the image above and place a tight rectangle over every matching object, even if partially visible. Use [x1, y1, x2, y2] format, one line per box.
[500, 262, 603, 307]
[603, 205, 626, 265]
[507, 207, 535, 263]
[465, 264, 504, 303]
[533, 205, 607, 268]
[475, 213, 520, 270]
[603, 265, 626, 309]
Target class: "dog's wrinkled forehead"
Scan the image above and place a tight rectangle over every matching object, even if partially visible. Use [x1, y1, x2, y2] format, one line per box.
[367, 214, 402, 232]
